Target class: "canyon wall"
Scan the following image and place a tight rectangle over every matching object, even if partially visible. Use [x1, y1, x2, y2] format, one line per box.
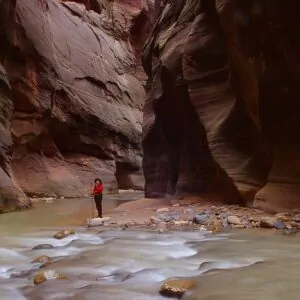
[0, 0, 154, 211]
[142, 0, 300, 212]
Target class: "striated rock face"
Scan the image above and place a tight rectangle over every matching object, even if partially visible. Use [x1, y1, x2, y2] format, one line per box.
[0, 0, 30, 211]
[0, 0, 154, 210]
[142, 0, 300, 211]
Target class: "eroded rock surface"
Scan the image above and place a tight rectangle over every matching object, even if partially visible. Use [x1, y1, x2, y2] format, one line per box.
[0, 0, 154, 210]
[142, 0, 300, 211]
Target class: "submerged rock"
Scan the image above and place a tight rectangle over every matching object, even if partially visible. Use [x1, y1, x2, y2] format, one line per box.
[10, 268, 38, 279]
[282, 228, 298, 235]
[87, 217, 111, 227]
[32, 244, 54, 250]
[53, 230, 75, 239]
[159, 278, 197, 298]
[33, 270, 66, 285]
[260, 217, 277, 228]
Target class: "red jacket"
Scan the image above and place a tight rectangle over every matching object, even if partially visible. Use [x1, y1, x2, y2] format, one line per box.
[93, 183, 103, 195]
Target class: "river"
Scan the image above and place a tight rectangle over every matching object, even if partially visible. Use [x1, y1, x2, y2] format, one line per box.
[0, 192, 299, 300]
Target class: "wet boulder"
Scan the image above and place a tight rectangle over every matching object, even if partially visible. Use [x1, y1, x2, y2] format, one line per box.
[53, 229, 75, 239]
[273, 221, 286, 230]
[260, 217, 277, 228]
[31, 255, 51, 264]
[159, 278, 197, 298]
[227, 215, 244, 226]
[211, 219, 222, 233]
[87, 217, 111, 227]
[31, 255, 52, 268]
[33, 270, 66, 285]
[275, 213, 290, 222]
[193, 213, 208, 225]
[32, 244, 54, 250]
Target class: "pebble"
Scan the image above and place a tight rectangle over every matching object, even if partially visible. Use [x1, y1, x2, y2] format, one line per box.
[172, 203, 180, 207]
[292, 214, 300, 223]
[150, 216, 161, 224]
[227, 215, 244, 225]
[291, 222, 300, 227]
[157, 213, 180, 222]
[173, 221, 189, 226]
[159, 278, 197, 298]
[156, 207, 170, 213]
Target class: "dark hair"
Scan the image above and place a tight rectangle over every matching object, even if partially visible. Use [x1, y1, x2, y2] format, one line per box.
[94, 178, 102, 184]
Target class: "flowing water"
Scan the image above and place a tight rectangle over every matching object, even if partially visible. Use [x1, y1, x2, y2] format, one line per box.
[0, 192, 300, 300]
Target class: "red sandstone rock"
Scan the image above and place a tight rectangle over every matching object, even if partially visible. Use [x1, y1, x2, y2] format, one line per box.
[0, 0, 154, 209]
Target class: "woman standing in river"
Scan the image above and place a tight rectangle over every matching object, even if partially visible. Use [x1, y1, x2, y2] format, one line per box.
[93, 178, 104, 218]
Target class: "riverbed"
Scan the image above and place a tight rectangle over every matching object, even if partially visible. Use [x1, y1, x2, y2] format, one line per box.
[0, 192, 300, 300]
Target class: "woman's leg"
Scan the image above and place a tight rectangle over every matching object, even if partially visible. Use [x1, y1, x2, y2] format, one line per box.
[94, 194, 103, 218]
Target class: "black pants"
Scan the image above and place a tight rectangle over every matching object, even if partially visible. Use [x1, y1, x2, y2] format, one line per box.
[94, 194, 103, 218]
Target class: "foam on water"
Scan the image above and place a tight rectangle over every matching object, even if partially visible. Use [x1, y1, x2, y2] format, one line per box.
[0, 266, 13, 279]
[0, 248, 27, 260]
[0, 227, 276, 300]
[15, 234, 79, 248]
[0, 288, 27, 300]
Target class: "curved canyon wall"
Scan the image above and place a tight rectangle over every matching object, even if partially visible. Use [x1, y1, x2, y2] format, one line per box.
[2, 0, 300, 213]
[142, 0, 300, 212]
[0, 0, 154, 211]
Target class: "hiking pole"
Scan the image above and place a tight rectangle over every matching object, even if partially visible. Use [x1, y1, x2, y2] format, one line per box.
[90, 183, 95, 219]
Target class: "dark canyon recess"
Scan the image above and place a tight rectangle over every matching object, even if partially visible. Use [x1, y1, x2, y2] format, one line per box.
[142, 0, 300, 212]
